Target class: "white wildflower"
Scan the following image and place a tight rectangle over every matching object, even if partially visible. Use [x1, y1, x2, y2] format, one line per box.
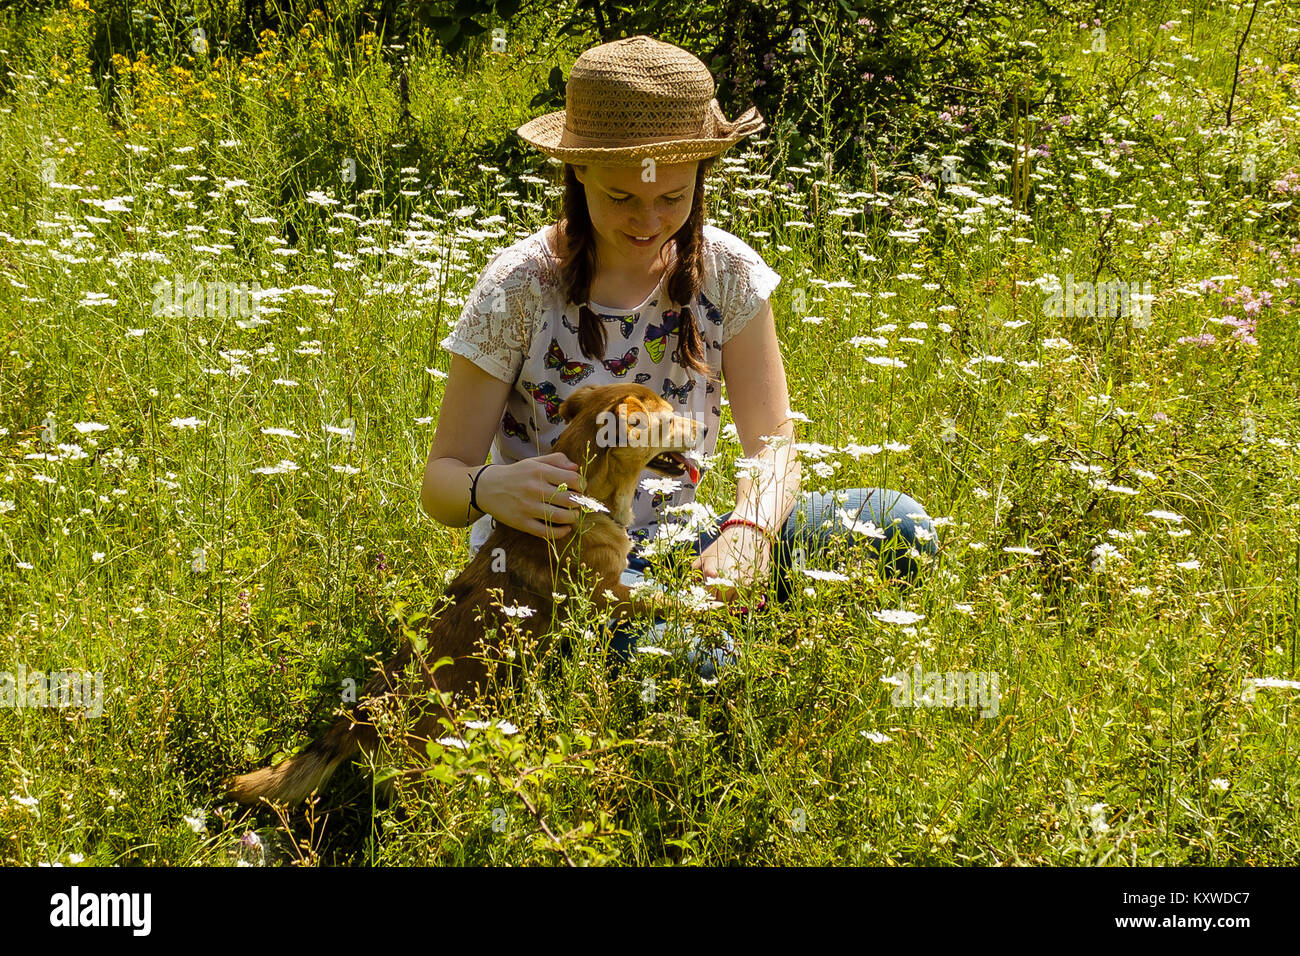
[872, 608, 925, 625]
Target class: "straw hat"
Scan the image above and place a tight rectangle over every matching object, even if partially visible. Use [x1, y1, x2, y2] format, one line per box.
[516, 35, 765, 168]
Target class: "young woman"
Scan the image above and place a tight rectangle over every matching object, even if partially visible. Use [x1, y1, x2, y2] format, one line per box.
[420, 36, 938, 674]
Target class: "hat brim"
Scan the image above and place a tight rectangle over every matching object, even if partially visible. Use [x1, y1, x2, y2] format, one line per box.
[516, 106, 766, 168]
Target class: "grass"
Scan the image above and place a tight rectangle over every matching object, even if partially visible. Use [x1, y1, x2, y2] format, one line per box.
[1, 0, 1298, 865]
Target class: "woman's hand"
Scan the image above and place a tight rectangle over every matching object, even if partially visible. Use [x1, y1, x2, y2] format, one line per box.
[476, 452, 587, 540]
[692, 525, 772, 606]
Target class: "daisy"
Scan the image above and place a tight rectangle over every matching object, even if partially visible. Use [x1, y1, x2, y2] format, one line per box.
[799, 568, 851, 582]
[872, 608, 925, 625]
[1248, 677, 1300, 690]
[836, 508, 886, 539]
[731, 458, 770, 481]
[252, 460, 299, 475]
[568, 493, 609, 514]
[465, 720, 519, 735]
[1089, 542, 1123, 572]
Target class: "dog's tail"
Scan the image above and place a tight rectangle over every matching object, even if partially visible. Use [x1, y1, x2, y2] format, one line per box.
[226, 714, 367, 806]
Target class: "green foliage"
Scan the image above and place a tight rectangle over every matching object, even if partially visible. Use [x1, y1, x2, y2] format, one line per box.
[1, 0, 1299, 866]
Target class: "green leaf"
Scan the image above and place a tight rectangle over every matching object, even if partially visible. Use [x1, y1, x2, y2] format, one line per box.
[423, 762, 458, 785]
[436, 21, 462, 48]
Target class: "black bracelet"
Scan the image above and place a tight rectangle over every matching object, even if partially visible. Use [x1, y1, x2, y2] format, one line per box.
[469, 463, 493, 517]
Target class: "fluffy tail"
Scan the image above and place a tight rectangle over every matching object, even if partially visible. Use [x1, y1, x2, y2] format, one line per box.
[227, 714, 367, 806]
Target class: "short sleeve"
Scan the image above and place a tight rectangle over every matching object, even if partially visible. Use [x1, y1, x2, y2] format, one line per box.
[439, 245, 545, 384]
[706, 226, 781, 344]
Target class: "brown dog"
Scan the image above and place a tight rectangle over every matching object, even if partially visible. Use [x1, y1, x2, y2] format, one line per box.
[227, 383, 700, 806]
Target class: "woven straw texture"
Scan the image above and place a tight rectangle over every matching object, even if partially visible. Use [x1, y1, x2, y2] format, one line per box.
[517, 35, 765, 167]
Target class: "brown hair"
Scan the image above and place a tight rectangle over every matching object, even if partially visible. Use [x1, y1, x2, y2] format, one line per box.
[553, 158, 718, 380]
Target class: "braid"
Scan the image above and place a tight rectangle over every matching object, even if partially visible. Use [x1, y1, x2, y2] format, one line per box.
[556, 164, 608, 363]
[662, 157, 715, 379]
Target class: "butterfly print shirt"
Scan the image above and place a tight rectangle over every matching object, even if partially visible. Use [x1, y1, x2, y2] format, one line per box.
[440, 223, 782, 558]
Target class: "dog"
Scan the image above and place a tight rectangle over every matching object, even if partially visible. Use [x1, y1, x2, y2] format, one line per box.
[227, 383, 701, 806]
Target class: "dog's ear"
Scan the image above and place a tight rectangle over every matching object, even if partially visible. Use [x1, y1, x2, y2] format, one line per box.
[559, 385, 600, 423]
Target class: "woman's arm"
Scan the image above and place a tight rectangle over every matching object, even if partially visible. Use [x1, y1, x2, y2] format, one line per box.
[421, 353, 512, 527]
[421, 353, 585, 537]
[693, 298, 802, 601]
[720, 298, 802, 530]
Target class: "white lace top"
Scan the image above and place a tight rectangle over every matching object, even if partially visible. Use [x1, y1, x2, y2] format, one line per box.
[440, 223, 782, 556]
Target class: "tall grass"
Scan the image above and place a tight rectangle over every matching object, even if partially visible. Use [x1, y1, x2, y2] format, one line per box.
[1, 0, 1298, 865]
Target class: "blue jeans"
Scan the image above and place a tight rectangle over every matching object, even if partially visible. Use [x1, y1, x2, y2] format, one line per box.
[605, 487, 938, 677]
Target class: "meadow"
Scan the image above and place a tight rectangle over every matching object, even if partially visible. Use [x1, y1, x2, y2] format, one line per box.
[1, 0, 1298, 865]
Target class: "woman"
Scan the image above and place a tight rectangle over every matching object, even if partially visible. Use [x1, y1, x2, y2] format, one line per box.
[421, 35, 937, 675]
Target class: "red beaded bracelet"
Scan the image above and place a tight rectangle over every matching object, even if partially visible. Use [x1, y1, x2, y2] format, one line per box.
[718, 517, 777, 542]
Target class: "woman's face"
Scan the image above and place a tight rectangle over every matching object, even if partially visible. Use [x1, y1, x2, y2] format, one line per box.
[573, 161, 699, 273]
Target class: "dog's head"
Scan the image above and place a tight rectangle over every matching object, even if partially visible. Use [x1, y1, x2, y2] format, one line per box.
[556, 383, 701, 485]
